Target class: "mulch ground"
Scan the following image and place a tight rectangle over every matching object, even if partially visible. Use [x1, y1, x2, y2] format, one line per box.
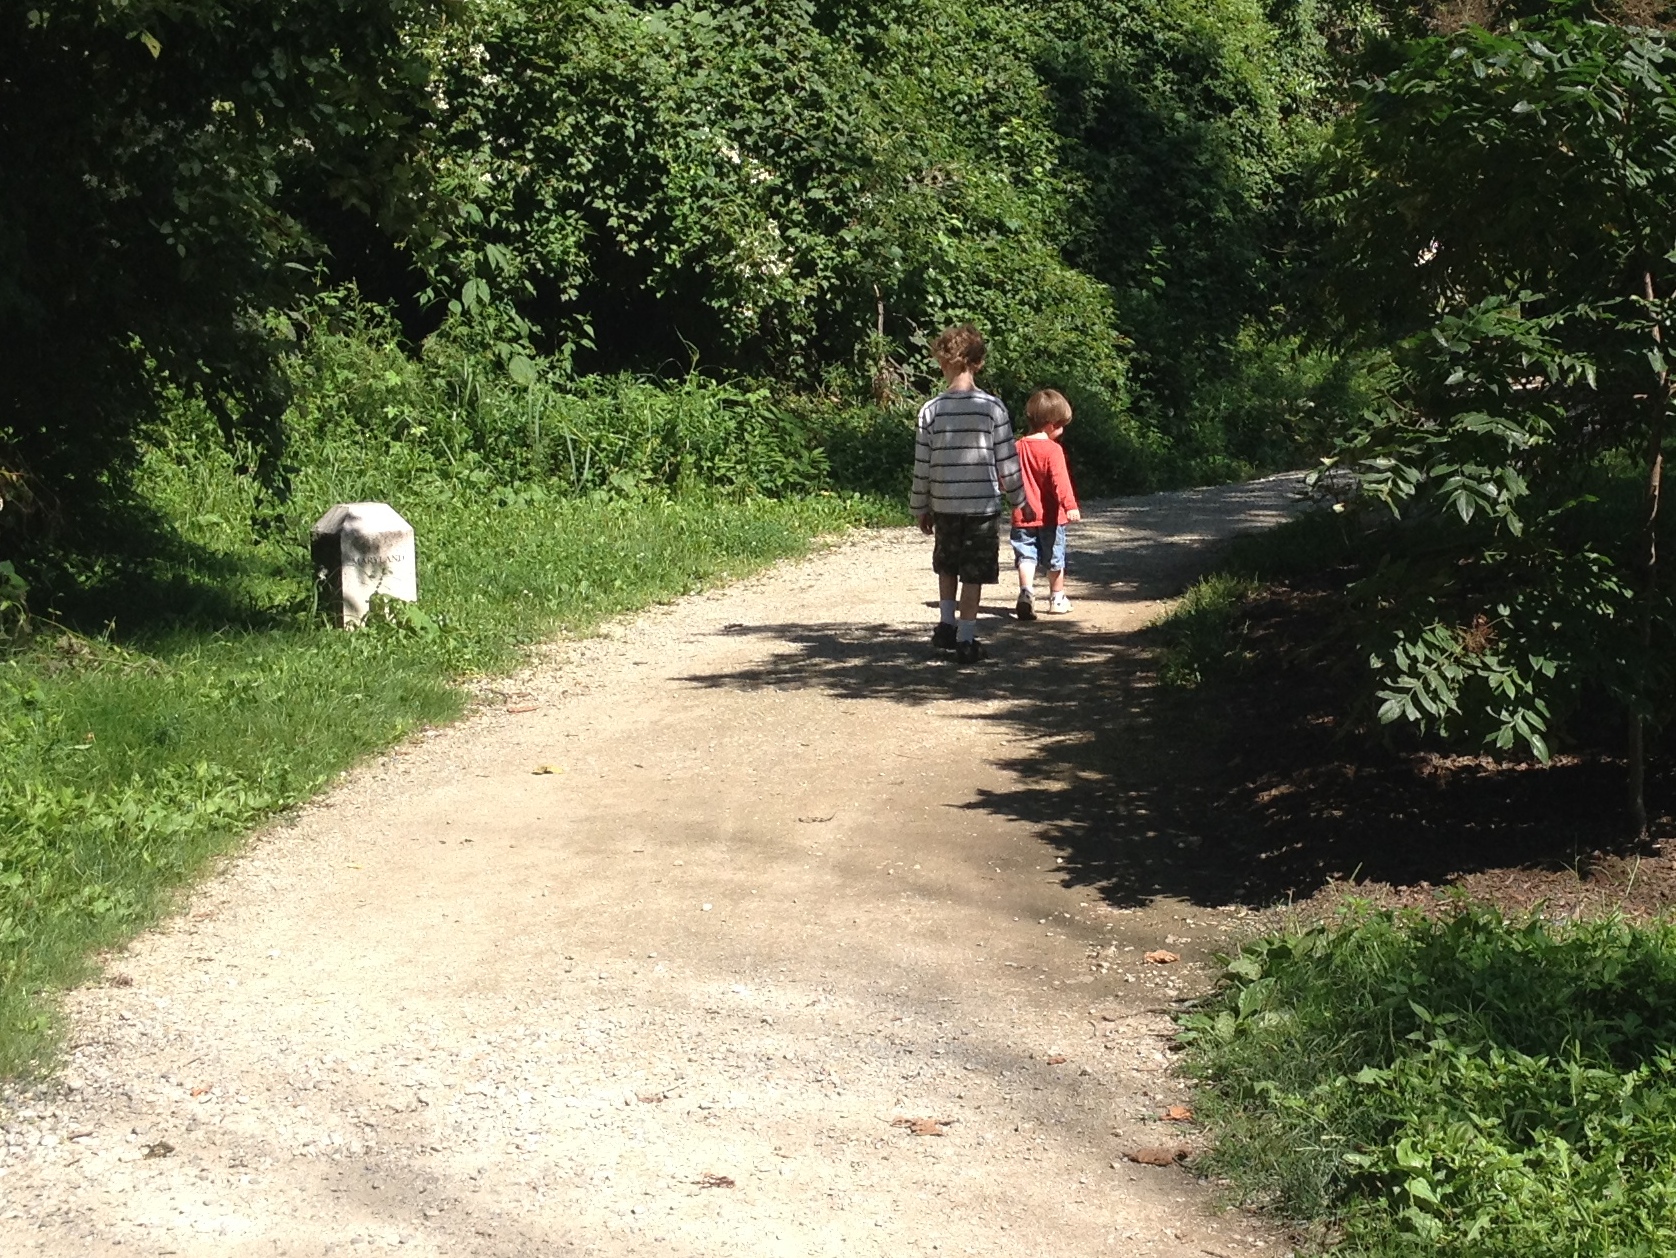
[1147, 582, 1676, 922]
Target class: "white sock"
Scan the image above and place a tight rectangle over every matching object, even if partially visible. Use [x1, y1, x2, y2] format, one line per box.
[1017, 561, 1037, 595]
[957, 619, 977, 643]
[939, 599, 956, 626]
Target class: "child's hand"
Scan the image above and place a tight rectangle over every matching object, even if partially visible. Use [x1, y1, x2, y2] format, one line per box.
[1067, 509, 1082, 523]
[917, 513, 935, 534]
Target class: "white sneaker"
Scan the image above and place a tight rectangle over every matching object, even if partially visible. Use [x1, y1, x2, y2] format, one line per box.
[1048, 592, 1072, 614]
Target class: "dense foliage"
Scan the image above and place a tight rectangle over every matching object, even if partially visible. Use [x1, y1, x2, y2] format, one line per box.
[419, 0, 1342, 479]
[0, 0, 443, 543]
[1184, 907, 1676, 1255]
[1315, 13, 1676, 821]
[2, 0, 1352, 562]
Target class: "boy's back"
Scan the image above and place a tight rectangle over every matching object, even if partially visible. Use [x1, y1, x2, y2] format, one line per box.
[909, 388, 1022, 517]
[1015, 432, 1077, 527]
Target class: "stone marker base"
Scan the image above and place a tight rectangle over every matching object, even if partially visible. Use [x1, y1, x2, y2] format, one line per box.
[311, 502, 417, 628]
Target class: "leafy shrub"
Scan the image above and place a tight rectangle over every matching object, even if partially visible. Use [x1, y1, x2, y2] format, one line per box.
[1314, 15, 1676, 826]
[0, 0, 441, 551]
[1182, 907, 1676, 1255]
[279, 297, 833, 500]
[417, 0, 1336, 483]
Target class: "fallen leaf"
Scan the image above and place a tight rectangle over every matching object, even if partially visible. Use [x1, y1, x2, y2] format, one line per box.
[695, 1172, 735, 1188]
[1144, 950, 1180, 965]
[190, 1085, 211, 1097]
[797, 815, 834, 823]
[532, 764, 564, 775]
[1127, 1144, 1189, 1166]
[507, 705, 539, 715]
[143, 1140, 176, 1159]
[1165, 1105, 1195, 1122]
[636, 1091, 666, 1104]
[109, 973, 134, 988]
[1046, 1055, 1068, 1065]
[891, 1116, 953, 1136]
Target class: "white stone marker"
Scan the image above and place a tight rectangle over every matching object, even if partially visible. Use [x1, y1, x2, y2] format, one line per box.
[311, 502, 417, 627]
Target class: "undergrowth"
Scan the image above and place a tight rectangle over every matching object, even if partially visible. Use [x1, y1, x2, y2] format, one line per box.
[1153, 573, 1262, 688]
[1151, 503, 1383, 697]
[1181, 907, 1676, 1256]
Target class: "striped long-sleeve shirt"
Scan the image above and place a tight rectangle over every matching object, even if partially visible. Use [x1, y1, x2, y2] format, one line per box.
[908, 389, 1025, 516]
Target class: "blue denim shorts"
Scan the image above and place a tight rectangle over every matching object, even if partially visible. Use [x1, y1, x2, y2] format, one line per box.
[1010, 523, 1067, 573]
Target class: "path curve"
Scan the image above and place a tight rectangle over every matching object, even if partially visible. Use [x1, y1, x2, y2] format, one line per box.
[0, 474, 1306, 1257]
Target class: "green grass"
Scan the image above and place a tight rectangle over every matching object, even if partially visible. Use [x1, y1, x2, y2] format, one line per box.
[1153, 572, 1262, 689]
[0, 397, 897, 1073]
[1150, 506, 1365, 690]
[1180, 907, 1676, 1256]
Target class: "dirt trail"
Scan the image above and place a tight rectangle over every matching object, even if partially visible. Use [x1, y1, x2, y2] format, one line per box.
[0, 474, 1306, 1258]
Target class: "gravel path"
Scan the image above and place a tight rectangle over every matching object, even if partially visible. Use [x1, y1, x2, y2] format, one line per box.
[0, 474, 1306, 1257]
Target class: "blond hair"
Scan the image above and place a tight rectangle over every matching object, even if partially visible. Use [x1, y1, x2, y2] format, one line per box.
[931, 323, 986, 370]
[1025, 388, 1073, 431]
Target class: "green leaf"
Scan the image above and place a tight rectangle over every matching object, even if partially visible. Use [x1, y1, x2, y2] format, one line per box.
[1226, 953, 1264, 981]
[1406, 1175, 1441, 1204]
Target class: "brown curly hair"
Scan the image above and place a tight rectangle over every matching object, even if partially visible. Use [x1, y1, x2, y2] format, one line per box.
[930, 324, 986, 370]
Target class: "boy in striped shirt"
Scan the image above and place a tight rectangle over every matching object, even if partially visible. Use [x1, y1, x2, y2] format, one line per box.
[909, 324, 1024, 666]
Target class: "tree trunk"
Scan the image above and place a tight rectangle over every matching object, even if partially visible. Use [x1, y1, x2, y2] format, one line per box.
[1630, 713, 1648, 838]
[1632, 270, 1673, 838]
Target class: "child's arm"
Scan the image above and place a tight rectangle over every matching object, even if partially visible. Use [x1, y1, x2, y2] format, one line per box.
[993, 402, 1024, 511]
[909, 402, 935, 530]
[1052, 443, 1080, 522]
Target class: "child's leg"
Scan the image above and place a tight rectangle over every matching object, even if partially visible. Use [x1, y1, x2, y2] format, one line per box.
[938, 572, 958, 624]
[1047, 526, 1070, 607]
[944, 514, 997, 649]
[1009, 526, 1038, 596]
[957, 580, 983, 640]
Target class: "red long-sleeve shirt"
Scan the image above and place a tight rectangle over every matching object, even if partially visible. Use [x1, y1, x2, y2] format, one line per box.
[1010, 433, 1079, 527]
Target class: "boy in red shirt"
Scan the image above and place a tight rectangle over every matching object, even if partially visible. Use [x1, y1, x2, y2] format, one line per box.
[1010, 389, 1081, 621]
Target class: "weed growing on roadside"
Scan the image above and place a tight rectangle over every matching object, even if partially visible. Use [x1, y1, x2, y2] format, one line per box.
[1153, 573, 1261, 688]
[1180, 907, 1676, 1256]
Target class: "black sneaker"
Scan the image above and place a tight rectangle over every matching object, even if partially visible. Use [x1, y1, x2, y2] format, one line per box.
[931, 622, 957, 651]
[1015, 593, 1037, 622]
[954, 639, 989, 666]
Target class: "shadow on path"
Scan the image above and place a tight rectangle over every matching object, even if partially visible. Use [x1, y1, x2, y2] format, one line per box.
[682, 474, 1661, 909]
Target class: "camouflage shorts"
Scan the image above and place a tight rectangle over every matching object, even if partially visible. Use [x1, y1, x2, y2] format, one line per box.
[931, 513, 1001, 585]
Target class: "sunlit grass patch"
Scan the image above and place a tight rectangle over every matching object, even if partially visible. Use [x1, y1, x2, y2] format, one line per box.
[1153, 572, 1263, 689]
